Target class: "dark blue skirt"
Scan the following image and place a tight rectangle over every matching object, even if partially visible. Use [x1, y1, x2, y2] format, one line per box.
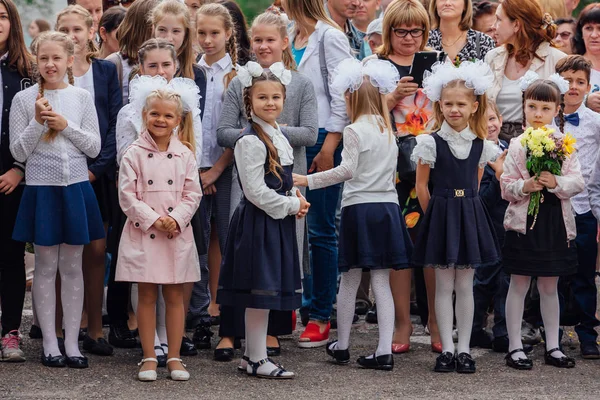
[217, 198, 302, 311]
[339, 202, 413, 272]
[13, 182, 105, 246]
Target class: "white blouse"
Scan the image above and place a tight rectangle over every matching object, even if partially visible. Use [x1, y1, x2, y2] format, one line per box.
[71, 65, 95, 98]
[234, 117, 300, 220]
[411, 121, 499, 168]
[9, 84, 101, 186]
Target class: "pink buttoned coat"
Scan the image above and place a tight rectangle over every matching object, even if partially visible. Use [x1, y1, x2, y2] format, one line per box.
[116, 131, 202, 284]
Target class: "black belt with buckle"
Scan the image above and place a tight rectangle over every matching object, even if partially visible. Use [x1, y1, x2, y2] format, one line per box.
[432, 188, 476, 198]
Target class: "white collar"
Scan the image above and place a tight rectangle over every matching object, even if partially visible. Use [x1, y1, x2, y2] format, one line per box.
[252, 115, 294, 166]
[253, 115, 280, 139]
[438, 121, 477, 142]
[199, 53, 232, 71]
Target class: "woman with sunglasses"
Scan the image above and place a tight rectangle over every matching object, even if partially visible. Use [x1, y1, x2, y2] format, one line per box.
[427, 0, 495, 62]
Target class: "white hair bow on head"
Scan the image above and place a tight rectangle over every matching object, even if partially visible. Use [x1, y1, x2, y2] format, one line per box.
[237, 61, 293, 88]
[518, 71, 569, 94]
[129, 75, 201, 112]
[422, 60, 494, 102]
[331, 58, 400, 95]
[167, 77, 201, 112]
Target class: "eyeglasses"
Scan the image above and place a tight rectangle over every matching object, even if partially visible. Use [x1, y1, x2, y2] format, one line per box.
[392, 28, 425, 38]
[556, 31, 572, 40]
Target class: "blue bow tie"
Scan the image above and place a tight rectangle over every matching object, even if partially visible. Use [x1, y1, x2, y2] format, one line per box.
[564, 112, 580, 127]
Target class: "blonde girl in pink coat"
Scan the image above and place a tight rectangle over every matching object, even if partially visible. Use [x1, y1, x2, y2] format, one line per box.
[117, 87, 202, 382]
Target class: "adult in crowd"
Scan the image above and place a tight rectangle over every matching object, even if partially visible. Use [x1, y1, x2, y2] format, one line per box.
[370, 0, 442, 354]
[324, 0, 366, 58]
[538, 0, 568, 20]
[283, 0, 352, 348]
[75, 0, 103, 33]
[352, 0, 381, 33]
[565, 0, 580, 17]
[97, 6, 126, 59]
[473, 1, 497, 40]
[555, 17, 576, 55]
[427, 0, 495, 63]
[486, 0, 566, 141]
[27, 19, 50, 40]
[381, 0, 394, 14]
[573, 3, 600, 111]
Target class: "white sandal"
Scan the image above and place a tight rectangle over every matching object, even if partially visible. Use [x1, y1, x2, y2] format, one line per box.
[137, 358, 158, 382]
[167, 358, 190, 381]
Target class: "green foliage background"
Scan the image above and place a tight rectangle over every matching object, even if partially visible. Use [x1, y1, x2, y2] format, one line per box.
[237, 0, 273, 21]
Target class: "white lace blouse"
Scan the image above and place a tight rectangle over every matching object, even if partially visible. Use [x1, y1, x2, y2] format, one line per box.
[115, 103, 203, 167]
[9, 84, 101, 186]
[411, 121, 499, 168]
[234, 116, 299, 220]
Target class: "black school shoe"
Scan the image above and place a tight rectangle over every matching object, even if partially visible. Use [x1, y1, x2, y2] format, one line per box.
[108, 323, 137, 349]
[470, 329, 492, 349]
[580, 342, 600, 359]
[267, 337, 281, 357]
[505, 348, 533, 370]
[365, 305, 377, 324]
[193, 323, 213, 350]
[41, 349, 66, 368]
[181, 336, 198, 356]
[326, 341, 350, 365]
[65, 355, 89, 369]
[456, 353, 476, 373]
[355, 300, 371, 316]
[82, 335, 114, 356]
[434, 352, 456, 372]
[544, 348, 575, 368]
[357, 354, 394, 371]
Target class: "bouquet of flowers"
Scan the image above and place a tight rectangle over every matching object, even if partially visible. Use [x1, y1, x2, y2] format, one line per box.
[520, 126, 576, 227]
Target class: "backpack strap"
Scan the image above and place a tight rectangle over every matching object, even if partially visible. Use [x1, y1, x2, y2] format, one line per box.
[319, 28, 332, 104]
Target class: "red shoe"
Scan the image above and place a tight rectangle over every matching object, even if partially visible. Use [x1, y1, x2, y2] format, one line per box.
[291, 311, 297, 332]
[391, 343, 410, 354]
[298, 322, 330, 348]
[431, 342, 443, 353]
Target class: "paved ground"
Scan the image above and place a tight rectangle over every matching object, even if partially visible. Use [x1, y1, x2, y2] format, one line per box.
[1, 294, 599, 400]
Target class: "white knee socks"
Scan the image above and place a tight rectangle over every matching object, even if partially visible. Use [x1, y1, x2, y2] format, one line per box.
[34, 244, 84, 358]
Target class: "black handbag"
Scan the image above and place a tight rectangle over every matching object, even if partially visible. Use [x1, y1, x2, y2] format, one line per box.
[396, 134, 418, 186]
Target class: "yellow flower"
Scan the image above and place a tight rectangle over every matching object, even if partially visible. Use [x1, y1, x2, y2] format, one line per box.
[563, 133, 577, 155]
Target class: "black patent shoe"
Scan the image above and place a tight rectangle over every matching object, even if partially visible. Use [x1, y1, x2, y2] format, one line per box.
[267, 336, 281, 357]
[108, 323, 137, 349]
[456, 352, 476, 374]
[544, 348, 575, 368]
[434, 351, 456, 372]
[82, 335, 114, 356]
[505, 348, 533, 370]
[214, 347, 234, 362]
[65, 355, 89, 369]
[181, 336, 198, 356]
[365, 305, 377, 324]
[41, 351, 66, 368]
[357, 354, 393, 371]
[193, 324, 213, 350]
[326, 341, 350, 365]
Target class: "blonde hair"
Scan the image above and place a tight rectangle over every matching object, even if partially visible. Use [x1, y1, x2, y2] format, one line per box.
[197, 3, 238, 88]
[284, 0, 341, 32]
[346, 78, 393, 139]
[144, 88, 196, 153]
[116, 0, 160, 65]
[35, 31, 75, 142]
[433, 80, 488, 139]
[56, 5, 99, 64]
[152, 0, 195, 79]
[379, 0, 430, 56]
[429, 0, 473, 31]
[251, 11, 296, 71]
[538, 0, 568, 20]
[242, 71, 286, 186]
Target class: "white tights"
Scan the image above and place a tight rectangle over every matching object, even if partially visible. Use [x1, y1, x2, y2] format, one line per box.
[334, 268, 394, 357]
[506, 275, 564, 360]
[435, 268, 475, 355]
[33, 244, 84, 358]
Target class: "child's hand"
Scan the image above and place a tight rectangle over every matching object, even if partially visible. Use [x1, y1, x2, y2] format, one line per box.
[204, 184, 217, 195]
[292, 173, 308, 187]
[537, 171, 558, 189]
[161, 216, 178, 233]
[35, 94, 51, 125]
[522, 176, 544, 194]
[0, 169, 24, 195]
[201, 168, 221, 188]
[487, 150, 507, 180]
[40, 111, 68, 131]
[296, 189, 310, 219]
[153, 218, 168, 232]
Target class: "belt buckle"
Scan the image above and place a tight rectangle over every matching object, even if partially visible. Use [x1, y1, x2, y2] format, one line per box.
[454, 189, 465, 198]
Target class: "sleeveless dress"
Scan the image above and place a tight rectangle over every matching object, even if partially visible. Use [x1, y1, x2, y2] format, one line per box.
[412, 131, 501, 268]
[217, 131, 302, 311]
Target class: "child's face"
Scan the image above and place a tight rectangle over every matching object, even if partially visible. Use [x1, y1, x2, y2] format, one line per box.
[57, 14, 94, 58]
[185, 0, 202, 18]
[140, 49, 176, 81]
[154, 14, 186, 53]
[28, 22, 39, 39]
[440, 86, 479, 132]
[37, 41, 74, 88]
[252, 24, 288, 69]
[196, 14, 231, 58]
[143, 98, 181, 139]
[524, 99, 559, 129]
[251, 80, 284, 124]
[561, 69, 590, 110]
[486, 107, 502, 144]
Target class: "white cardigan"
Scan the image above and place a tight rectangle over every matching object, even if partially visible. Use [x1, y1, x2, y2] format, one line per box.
[292, 20, 352, 133]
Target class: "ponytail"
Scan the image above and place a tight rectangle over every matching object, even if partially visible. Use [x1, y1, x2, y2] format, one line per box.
[224, 31, 238, 89]
[558, 94, 565, 134]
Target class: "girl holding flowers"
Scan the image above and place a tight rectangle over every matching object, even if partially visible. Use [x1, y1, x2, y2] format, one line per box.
[501, 73, 584, 370]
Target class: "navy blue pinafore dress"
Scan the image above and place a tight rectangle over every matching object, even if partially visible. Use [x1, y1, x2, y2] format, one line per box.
[217, 131, 302, 311]
[412, 133, 501, 268]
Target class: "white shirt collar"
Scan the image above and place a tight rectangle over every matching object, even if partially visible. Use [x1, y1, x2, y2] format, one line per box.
[199, 53, 232, 71]
[438, 121, 477, 142]
[252, 115, 294, 166]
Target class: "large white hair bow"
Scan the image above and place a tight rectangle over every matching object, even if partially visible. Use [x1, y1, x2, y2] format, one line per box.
[237, 61, 293, 88]
[129, 75, 201, 112]
[167, 77, 201, 112]
[331, 58, 400, 95]
[422, 60, 494, 102]
[519, 71, 569, 94]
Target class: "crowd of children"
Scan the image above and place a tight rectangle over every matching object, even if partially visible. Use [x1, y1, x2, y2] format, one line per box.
[0, 0, 599, 384]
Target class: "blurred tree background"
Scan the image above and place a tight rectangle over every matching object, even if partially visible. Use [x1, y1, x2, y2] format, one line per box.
[237, 0, 273, 21]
